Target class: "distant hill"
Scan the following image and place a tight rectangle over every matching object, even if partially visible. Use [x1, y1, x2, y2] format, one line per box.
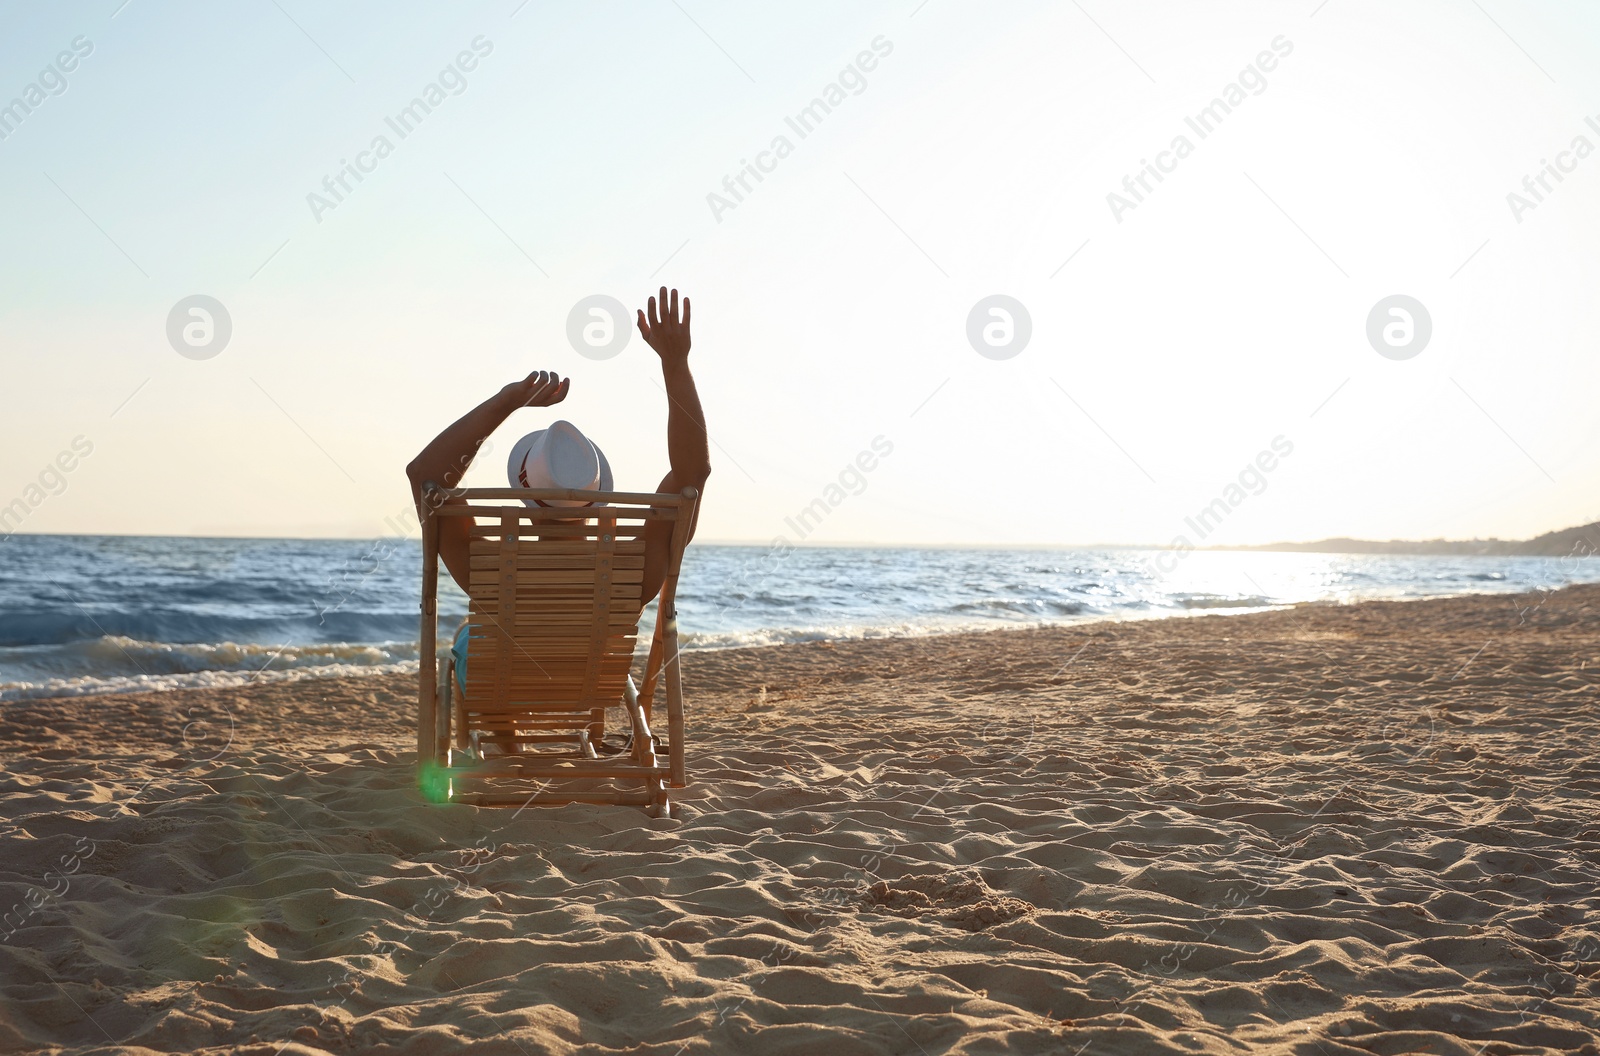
[1227, 521, 1600, 558]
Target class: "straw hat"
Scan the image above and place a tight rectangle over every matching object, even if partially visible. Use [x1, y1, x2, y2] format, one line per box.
[506, 420, 613, 507]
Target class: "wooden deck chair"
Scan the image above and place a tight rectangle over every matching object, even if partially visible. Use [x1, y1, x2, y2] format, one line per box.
[416, 483, 698, 816]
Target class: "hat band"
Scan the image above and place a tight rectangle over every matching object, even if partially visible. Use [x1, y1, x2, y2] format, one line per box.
[518, 462, 596, 507]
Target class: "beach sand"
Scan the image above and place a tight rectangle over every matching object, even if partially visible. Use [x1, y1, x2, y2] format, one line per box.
[2, 586, 1598, 1054]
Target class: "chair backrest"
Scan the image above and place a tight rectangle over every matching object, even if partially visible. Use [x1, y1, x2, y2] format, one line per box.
[419, 487, 696, 742]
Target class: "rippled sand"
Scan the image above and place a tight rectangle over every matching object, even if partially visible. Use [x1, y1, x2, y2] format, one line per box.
[3, 586, 1598, 1054]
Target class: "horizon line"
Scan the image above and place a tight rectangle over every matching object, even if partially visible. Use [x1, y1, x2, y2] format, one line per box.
[3, 523, 1596, 552]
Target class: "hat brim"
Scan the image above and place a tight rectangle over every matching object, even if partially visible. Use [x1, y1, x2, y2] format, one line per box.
[507, 429, 613, 508]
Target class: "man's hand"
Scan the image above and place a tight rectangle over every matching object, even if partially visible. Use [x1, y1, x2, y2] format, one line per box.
[501, 370, 570, 408]
[637, 287, 691, 361]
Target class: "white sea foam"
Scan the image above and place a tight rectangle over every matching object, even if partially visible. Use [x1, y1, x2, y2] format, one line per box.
[0, 636, 421, 702]
[0, 660, 421, 703]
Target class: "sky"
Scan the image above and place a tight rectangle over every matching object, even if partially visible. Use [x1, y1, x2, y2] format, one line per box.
[1, 0, 1597, 548]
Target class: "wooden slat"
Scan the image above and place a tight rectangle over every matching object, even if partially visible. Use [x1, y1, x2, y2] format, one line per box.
[461, 716, 601, 728]
[462, 668, 632, 685]
[457, 791, 654, 807]
[468, 524, 650, 539]
[469, 583, 642, 600]
[468, 569, 644, 587]
[463, 682, 632, 698]
[464, 655, 635, 671]
[579, 523, 617, 716]
[461, 694, 628, 710]
[466, 630, 635, 645]
[469, 614, 637, 629]
[464, 652, 634, 669]
[460, 683, 629, 701]
[463, 646, 635, 662]
[463, 687, 629, 699]
[462, 625, 637, 640]
[468, 539, 646, 556]
[467, 596, 638, 610]
[418, 504, 440, 770]
[464, 716, 611, 726]
[469, 619, 635, 634]
[452, 764, 671, 780]
[465, 656, 634, 672]
[432, 486, 687, 505]
[477, 734, 587, 744]
[467, 602, 640, 618]
[462, 656, 635, 676]
[462, 710, 598, 720]
[464, 643, 636, 662]
[464, 664, 633, 683]
[490, 514, 519, 711]
[469, 595, 641, 610]
[438, 504, 676, 521]
[465, 618, 637, 636]
[467, 554, 645, 571]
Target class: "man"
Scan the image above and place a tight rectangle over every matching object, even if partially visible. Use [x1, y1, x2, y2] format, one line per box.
[406, 287, 710, 608]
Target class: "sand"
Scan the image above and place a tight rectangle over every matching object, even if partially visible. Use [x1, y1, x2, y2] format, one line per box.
[2, 585, 1598, 1055]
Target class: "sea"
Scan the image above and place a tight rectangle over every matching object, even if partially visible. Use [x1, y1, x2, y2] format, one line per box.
[1, 534, 1595, 702]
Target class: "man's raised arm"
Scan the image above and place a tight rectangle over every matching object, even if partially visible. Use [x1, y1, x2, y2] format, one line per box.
[405, 370, 570, 590]
[637, 287, 710, 601]
[638, 287, 711, 494]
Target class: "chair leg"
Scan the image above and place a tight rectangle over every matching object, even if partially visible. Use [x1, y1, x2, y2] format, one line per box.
[625, 676, 669, 817]
[420, 657, 454, 804]
[435, 658, 452, 764]
[452, 667, 470, 751]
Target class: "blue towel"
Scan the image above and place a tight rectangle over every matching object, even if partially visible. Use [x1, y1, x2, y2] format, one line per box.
[451, 623, 471, 686]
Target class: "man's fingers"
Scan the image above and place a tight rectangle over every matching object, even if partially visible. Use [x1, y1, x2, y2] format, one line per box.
[669, 288, 678, 323]
[659, 287, 670, 324]
[682, 296, 690, 329]
[532, 374, 559, 402]
[636, 309, 651, 340]
[647, 296, 660, 330]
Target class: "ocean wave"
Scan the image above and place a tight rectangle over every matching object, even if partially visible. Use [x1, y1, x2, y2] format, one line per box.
[949, 598, 1087, 617]
[678, 619, 1029, 651]
[0, 608, 460, 649]
[4, 536, 1594, 702]
[1172, 594, 1275, 610]
[0, 660, 420, 703]
[0, 636, 422, 702]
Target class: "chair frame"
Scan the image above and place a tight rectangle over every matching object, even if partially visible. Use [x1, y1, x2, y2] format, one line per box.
[417, 484, 697, 816]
